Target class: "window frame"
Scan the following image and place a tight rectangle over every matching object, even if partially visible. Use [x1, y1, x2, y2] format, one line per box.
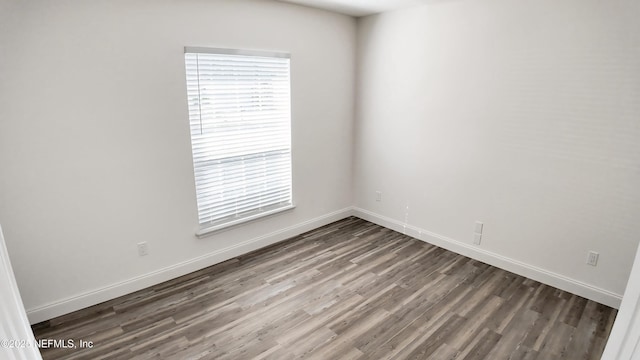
[183, 47, 295, 237]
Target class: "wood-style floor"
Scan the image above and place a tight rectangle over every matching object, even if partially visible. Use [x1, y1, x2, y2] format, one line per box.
[32, 217, 617, 360]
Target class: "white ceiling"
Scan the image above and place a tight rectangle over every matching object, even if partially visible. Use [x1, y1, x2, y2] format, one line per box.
[277, 0, 423, 17]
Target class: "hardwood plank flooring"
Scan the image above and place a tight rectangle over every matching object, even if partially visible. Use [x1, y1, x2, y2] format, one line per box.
[32, 217, 617, 359]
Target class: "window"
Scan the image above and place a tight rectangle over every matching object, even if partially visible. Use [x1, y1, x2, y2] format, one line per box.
[184, 47, 293, 235]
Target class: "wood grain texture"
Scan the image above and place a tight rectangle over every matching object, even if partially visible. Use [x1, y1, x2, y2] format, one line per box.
[32, 217, 617, 359]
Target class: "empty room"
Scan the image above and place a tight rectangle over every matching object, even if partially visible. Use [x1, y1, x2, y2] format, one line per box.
[1, 0, 639, 359]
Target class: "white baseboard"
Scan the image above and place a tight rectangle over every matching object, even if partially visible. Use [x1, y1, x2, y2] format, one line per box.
[26, 207, 355, 324]
[352, 207, 622, 309]
[28, 205, 621, 324]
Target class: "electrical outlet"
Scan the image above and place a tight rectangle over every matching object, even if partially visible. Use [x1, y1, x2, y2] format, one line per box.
[587, 251, 599, 266]
[375, 191, 382, 202]
[137, 242, 149, 257]
[473, 233, 482, 245]
[474, 221, 484, 234]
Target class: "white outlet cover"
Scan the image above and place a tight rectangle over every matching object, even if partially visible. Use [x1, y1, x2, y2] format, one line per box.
[473, 233, 482, 245]
[474, 221, 484, 234]
[137, 242, 148, 256]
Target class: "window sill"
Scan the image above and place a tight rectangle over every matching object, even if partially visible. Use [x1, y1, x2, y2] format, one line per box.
[195, 204, 296, 238]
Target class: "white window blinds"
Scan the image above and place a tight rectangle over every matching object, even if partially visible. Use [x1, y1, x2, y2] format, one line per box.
[184, 48, 293, 229]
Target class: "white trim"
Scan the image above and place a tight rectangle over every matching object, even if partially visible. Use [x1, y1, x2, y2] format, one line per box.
[184, 46, 290, 59]
[196, 204, 296, 238]
[27, 206, 622, 324]
[601, 241, 640, 359]
[26, 207, 354, 324]
[352, 207, 622, 308]
[0, 225, 43, 359]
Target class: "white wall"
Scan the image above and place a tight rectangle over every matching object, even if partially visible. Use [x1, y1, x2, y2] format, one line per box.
[2, 0, 638, 324]
[355, 0, 640, 305]
[0, 0, 356, 322]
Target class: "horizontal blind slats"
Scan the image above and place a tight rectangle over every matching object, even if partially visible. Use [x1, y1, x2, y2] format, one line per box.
[185, 50, 292, 226]
[194, 160, 290, 182]
[199, 201, 291, 225]
[195, 172, 291, 198]
[194, 159, 291, 183]
[197, 188, 292, 216]
[197, 187, 292, 215]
